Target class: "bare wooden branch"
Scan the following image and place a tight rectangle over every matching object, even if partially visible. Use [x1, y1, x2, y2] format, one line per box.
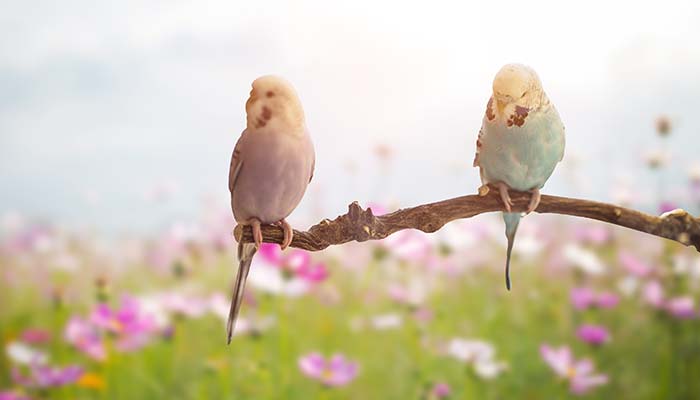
[233, 186, 700, 253]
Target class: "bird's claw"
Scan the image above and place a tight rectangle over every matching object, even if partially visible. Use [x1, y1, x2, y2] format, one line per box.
[527, 189, 541, 214]
[497, 183, 514, 212]
[276, 219, 293, 250]
[249, 219, 263, 249]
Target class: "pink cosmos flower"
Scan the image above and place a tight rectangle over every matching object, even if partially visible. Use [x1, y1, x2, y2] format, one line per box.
[20, 329, 51, 345]
[576, 324, 611, 346]
[158, 293, 209, 318]
[430, 382, 451, 398]
[570, 287, 596, 310]
[258, 243, 328, 283]
[90, 296, 157, 334]
[0, 390, 30, 400]
[618, 252, 652, 277]
[258, 243, 284, 265]
[298, 352, 359, 387]
[380, 229, 433, 263]
[570, 287, 619, 310]
[642, 280, 664, 308]
[66, 296, 160, 358]
[540, 344, 608, 395]
[595, 292, 620, 309]
[666, 296, 696, 319]
[92, 297, 159, 351]
[12, 364, 83, 388]
[573, 225, 611, 245]
[64, 317, 106, 361]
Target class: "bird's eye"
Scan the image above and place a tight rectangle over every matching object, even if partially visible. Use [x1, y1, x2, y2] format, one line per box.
[266, 91, 275, 98]
[520, 91, 528, 98]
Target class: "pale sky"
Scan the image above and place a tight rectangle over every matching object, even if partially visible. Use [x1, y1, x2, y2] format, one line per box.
[1, 0, 699, 232]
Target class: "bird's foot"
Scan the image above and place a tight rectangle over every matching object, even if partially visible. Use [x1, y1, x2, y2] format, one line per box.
[527, 188, 541, 214]
[275, 219, 293, 250]
[497, 182, 514, 212]
[239, 218, 263, 249]
[478, 184, 490, 197]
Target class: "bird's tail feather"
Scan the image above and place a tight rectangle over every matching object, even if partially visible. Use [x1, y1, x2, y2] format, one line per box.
[227, 241, 257, 344]
[503, 212, 521, 291]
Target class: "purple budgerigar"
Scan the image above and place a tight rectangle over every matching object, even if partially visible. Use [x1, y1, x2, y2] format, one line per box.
[227, 76, 315, 343]
[473, 64, 565, 290]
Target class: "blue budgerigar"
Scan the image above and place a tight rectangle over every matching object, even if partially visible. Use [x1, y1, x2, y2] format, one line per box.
[473, 64, 565, 290]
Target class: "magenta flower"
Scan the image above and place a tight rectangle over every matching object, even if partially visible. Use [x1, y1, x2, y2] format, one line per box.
[570, 287, 596, 310]
[12, 364, 83, 388]
[64, 317, 106, 361]
[20, 329, 51, 345]
[0, 390, 30, 400]
[642, 280, 664, 308]
[298, 352, 359, 387]
[540, 344, 608, 395]
[89, 296, 159, 351]
[258, 243, 328, 284]
[666, 296, 696, 319]
[296, 261, 329, 283]
[618, 252, 652, 277]
[576, 324, 611, 346]
[430, 382, 451, 398]
[570, 287, 619, 310]
[258, 242, 284, 264]
[595, 292, 620, 309]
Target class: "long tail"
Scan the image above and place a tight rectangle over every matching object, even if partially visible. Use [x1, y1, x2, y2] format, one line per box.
[227, 241, 257, 344]
[503, 212, 521, 291]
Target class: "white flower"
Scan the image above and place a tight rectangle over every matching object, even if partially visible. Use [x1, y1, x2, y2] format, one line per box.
[370, 313, 403, 330]
[248, 259, 309, 297]
[563, 244, 605, 275]
[446, 338, 507, 379]
[513, 234, 544, 258]
[6, 341, 48, 365]
[473, 359, 509, 380]
[617, 276, 639, 297]
[447, 338, 494, 362]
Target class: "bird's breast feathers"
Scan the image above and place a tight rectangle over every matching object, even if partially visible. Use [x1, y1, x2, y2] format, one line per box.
[475, 102, 565, 190]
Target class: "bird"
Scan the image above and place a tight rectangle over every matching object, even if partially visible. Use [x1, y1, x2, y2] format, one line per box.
[473, 64, 565, 290]
[227, 75, 315, 343]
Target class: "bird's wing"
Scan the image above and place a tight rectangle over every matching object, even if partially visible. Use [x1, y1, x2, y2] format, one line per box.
[228, 130, 247, 193]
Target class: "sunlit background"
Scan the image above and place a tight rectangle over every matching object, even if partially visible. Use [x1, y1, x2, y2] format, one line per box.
[1, 1, 699, 399]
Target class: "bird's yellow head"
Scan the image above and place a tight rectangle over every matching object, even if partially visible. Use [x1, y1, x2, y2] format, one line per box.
[491, 64, 547, 117]
[245, 75, 305, 134]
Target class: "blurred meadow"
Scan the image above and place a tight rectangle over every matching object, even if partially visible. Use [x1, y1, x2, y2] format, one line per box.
[1, 0, 700, 399]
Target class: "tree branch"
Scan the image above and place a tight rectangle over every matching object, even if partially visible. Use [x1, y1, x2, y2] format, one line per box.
[233, 186, 700, 253]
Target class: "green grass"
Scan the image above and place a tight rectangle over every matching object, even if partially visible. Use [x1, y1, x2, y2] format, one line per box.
[1, 229, 699, 399]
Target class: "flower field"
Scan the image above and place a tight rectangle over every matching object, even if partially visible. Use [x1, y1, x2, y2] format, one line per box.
[1, 205, 699, 399]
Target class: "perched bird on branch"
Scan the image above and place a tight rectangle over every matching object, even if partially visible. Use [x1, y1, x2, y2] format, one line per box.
[227, 76, 315, 343]
[473, 64, 566, 290]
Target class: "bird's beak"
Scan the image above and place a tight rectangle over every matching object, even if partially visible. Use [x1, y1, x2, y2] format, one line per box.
[495, 98, 506, 115]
